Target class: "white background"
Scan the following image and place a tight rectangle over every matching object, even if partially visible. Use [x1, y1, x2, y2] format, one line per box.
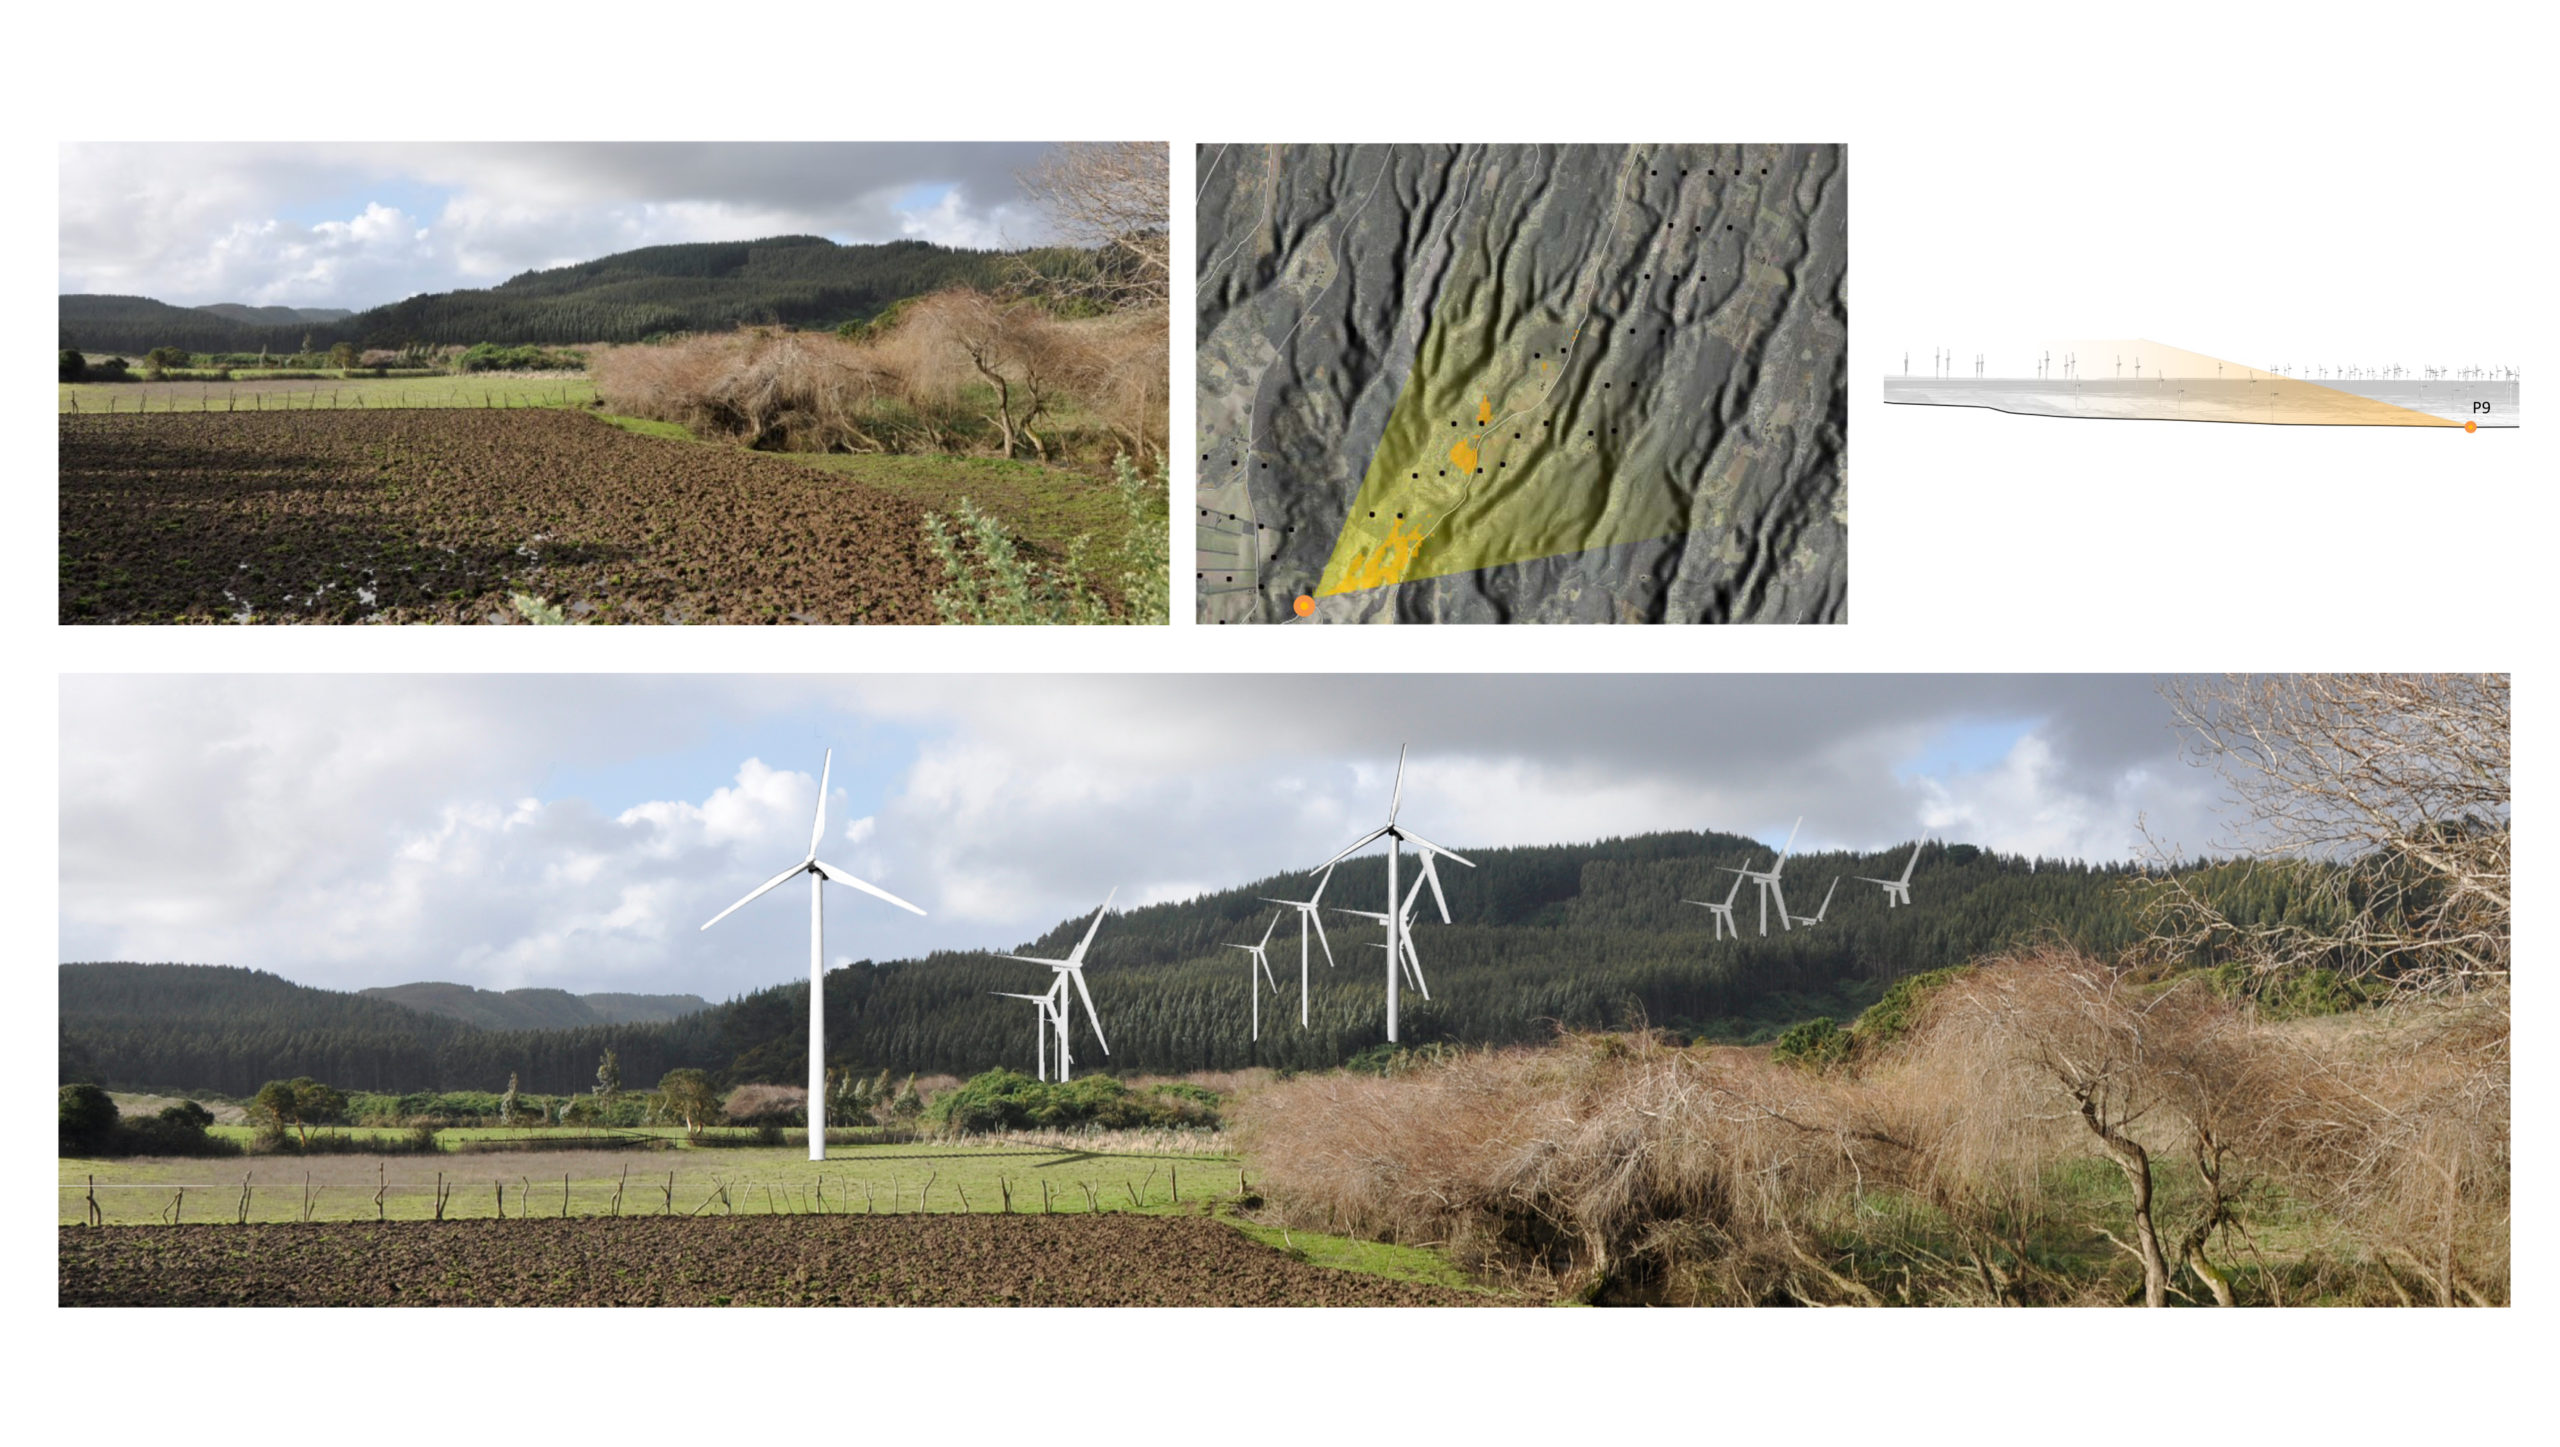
[15, 0, 2547, 1433]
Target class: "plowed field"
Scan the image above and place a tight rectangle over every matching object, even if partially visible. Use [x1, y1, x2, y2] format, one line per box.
[59, 410, 938, 623]
[58, 1215, 1506, 1307]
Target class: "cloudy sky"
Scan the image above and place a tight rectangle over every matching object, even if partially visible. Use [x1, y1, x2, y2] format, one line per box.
[57, 675, 2226, 998]
[58, 143, 1061, 309]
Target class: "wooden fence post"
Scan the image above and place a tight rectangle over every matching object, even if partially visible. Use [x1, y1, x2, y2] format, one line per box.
[563, 1172, 570, 1219]
[86, 1174, 101, 1227]
[376, 1162, 386, 1221]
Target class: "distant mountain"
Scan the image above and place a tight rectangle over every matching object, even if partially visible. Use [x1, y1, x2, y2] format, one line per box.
[63, 830, 2201, 1095]
[58, 236, 1084, 354]
[195, 303, 354, 326]
[359, 981, 708, 1032]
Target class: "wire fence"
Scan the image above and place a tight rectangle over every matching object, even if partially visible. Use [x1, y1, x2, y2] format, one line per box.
[60, 1155, 1252, 1228]
[60, 383, 598, 416]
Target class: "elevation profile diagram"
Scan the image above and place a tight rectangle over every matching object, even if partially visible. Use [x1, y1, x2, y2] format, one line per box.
[1196, 142, 1848, 626]
[1883, 340, 2518, 428]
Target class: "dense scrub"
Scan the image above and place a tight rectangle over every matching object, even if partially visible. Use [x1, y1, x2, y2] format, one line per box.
[1233, 951, 2509, 1306]
[926, 1070, 1220, 1135]
[590, 295, 1168, 464]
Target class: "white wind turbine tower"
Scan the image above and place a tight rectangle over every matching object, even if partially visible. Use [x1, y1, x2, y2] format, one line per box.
[700, 750, 925, 1162]
[1856, 846, 1922, 908]
[990, 988, 1060, 1080]
[1785, 877, 1841, 929]
[1258, 864, 1337, 1027]
[1685, 870, 1746, 940]
[1719, 817, 1802, 936]
[1000, 891, 1115, 1081]
[1315, 746, 1473, 1042]
[1229, 914, 1284, 1040]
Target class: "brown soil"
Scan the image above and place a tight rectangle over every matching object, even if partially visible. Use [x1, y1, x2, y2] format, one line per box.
[59, 409, 939, 623]
[58, 1214, 1507, 1307]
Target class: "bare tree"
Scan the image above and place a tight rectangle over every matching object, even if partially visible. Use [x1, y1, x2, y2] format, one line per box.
[1018, 142, 1169, 310]
[2144, 674, 2510, 1000]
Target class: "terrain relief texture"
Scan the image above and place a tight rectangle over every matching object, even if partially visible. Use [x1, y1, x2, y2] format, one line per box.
[1197, 143, 1846, 624]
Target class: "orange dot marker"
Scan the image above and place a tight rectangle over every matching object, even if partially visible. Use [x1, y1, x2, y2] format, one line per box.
[1293, 595, 1314, 617]
[2465, 419, 2477, 433]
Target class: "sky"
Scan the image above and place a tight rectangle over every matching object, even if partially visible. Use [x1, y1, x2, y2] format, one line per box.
[55, 675, 2230, 1000]
[57, 143, 1063, 309]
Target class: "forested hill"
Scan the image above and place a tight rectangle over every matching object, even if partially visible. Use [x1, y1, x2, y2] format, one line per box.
[62, 831, 2191, 1096]
[58, 236, 1076, 354]
[358, 982, 709, 1031]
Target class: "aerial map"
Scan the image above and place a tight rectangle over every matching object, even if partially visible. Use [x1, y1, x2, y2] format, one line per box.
[1197, 143, 1847, 625]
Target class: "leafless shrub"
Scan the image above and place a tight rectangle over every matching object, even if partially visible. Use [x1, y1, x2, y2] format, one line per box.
[722, 1083, 807, 1125]
[1018, 142, 1169, 309]
[2144, 674, 2509, 999]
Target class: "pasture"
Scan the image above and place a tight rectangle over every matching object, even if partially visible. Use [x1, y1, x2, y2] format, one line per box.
[59, 372, 596, 414]
[60, 1138, 1247, 1226]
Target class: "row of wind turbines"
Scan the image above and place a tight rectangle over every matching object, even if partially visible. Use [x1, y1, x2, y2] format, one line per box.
[699, 748, 1926, 1163]
[1686, 815, 1922, 939]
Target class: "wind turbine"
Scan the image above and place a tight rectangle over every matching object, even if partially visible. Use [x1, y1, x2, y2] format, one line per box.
[991, 988, 1060, 1080]
[1856, 845, 1921, 908]
[1259, 864, 1337, 1027]
[1785, 876, 1841, 929]
[1315, 746, 1473, 1042]
[1335, 866, 1437, 1001]
[701, 750, 925, 1162]
[1684, 869, 1746, 940]
[1229, 913, 1284, 1040]
[1719, 817, 1801, 936]
[1001, 891, 1116, 1081]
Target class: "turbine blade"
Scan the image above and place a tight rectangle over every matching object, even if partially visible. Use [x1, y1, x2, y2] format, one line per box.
[1317, 825, 1394, 872]
[1901, 847, 1921, 884]
[1310, 862, 1336, 906]
[1260, 913, 1280, 948]
[808, 750, 832, 858]
[700, 861, 804, 930]
[1001, 953, 1068, 967]
[1390, 744, 1407, 822]
[812, 859, 926, 915]
[1069, 967, 1108, 1054]
[1396, 829, 1473, 868]
[1418, 852, 1451, 923]
[1070, 888, 1117, 963]
[1309, 908, 1336, 968]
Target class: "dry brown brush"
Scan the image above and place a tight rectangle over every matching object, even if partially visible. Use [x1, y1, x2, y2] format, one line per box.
[1238, 948, 2507, 1306]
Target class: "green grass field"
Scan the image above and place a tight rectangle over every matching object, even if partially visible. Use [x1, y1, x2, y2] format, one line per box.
[61, 1138, 1246, 1225]
[59, 373, 597, 414]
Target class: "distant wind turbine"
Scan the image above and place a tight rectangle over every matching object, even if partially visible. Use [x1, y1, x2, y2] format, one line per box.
[991, 988, 1061, 1080]
[1000, 891, 1116, 1080]
[1718, 817, 1802, 936]
[1854, 845, 1922, 908]
[1229, 913, 1284, 1040]
[1785, 877, 1841, 929]
[701, 750, 926, 1162]
[1259, 864, 1338, 1027]
[1684, 869, 1746, 940]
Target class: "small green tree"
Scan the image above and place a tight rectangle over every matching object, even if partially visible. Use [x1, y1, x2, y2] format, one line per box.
[59, 1083, 120, 1155]
[251, 1077, 348, 1146]
[327, 341, 359, 372]
[891, 1073, 924, 1120]
[158, 1100, 216, 1131]
[59, 349, 86, 382]
[499, 1071, 520, 1125]
[595, 1048, 622, 1098]
[658, 1069, 721, 1140]
[142, 345, 190, 379]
